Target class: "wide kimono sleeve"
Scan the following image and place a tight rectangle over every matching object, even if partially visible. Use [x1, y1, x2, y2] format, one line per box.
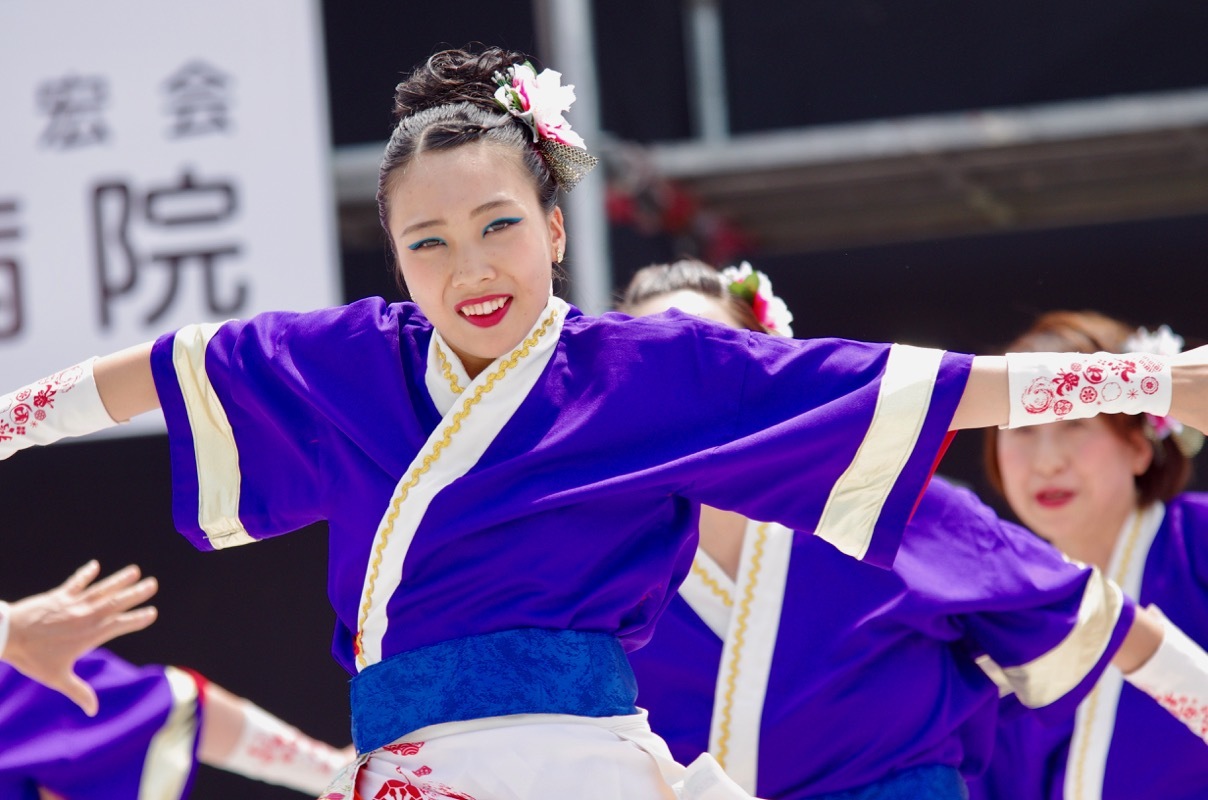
[150, 298, 400, 551]
[683, 329, 973, 567]
[0, 649, 202, 800]
[906, 479, 1136, 722]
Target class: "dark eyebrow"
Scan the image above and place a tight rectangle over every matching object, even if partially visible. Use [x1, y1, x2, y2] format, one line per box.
[399, 199, 518, 238]
[471, 199, 516, 217]
[401, 219, 443, 237]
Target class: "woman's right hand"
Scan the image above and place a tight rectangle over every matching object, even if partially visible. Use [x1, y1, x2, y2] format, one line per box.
[1, 561, 158, 716]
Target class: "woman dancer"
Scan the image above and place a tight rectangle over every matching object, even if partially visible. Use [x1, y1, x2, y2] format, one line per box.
[1, 648, 350, 799]
[969, 311, 1208, 800]
[2, 567, 350, 797]
[2, 47, 1206, 799]
[621, 261, 1208, 799]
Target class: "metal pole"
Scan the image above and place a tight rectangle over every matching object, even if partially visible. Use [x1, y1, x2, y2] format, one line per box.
[684, 0, 729, 141]
[534, 0, 612, 314]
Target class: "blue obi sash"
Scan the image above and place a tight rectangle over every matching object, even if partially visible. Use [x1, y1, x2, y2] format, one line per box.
[812, 766, 968, 800]
[350, 628, 640, 754]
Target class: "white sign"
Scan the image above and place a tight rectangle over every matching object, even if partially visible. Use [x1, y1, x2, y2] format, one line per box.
[0, 0, 339, 435]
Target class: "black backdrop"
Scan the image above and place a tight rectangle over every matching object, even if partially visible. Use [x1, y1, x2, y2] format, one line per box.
[3, 2, 1208, 796]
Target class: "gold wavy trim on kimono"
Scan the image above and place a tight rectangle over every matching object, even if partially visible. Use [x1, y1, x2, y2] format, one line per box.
[715, 522, 769, 769]
[435, 340, 465, 395]
[1070, 510, 1145, 799]
[691, 561, 734, 609]
[355, 308, 560, 668]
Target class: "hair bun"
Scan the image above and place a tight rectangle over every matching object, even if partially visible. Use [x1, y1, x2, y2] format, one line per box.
[392, 45, 533, 123]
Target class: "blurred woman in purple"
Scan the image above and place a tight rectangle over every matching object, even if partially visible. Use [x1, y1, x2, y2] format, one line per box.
[969, 311, 1208, 800]
[623, 262, 1208, 800]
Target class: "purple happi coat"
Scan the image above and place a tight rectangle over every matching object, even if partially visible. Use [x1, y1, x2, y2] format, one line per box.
[0, 648, 201, 799]
[149, 297, 970, 680]
[628, 477, 1136, 799]
[968, 493, 1208, 800]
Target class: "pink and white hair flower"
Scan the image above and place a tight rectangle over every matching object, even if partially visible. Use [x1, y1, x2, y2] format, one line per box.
[721, 261, 795, 337]
[493, 62, 586, 149]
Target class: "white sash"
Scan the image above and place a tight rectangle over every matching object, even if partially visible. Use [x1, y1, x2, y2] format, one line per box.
[680, 520, 793, 794]
[354, 297, 569, 670]
[1064, 502, 1165, 800]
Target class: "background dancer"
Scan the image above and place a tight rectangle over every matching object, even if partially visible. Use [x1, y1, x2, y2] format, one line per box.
[1, 646, 351, 799]
[621, 260, 1208, 800]
[1, 565, 350, 798]
[970, 311, 1208, 800]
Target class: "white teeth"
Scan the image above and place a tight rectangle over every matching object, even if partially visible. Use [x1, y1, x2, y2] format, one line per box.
[461, 297, 507, 316]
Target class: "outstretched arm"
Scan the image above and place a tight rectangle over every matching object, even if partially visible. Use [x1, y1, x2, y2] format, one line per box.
[949, 356, 1008, 431]
[94, 341, 158, 421]
[198, 680, 353, 794]
[0, 342, 157, 460]
[950, 345, 1208, 433]
[1170, 345, 1208, 434]
[0, 561, 158, 716]
[1112, 604, 1165, 674]
[1121, 605, 1208, 745]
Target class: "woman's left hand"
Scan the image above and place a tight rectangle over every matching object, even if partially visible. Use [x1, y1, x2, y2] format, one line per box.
[1, 561, 158, 716]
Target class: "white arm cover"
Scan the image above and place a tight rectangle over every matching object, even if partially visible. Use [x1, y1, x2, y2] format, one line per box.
[215, 699, 350, 794]
[1005, 351, 1171, 428]
[0, 358, 118, 460]
[0, 601, 10, 662]
[1125, 607, 1208, 745]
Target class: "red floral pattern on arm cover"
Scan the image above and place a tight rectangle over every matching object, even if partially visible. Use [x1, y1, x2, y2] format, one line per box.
[1006, 352, 1171, 428]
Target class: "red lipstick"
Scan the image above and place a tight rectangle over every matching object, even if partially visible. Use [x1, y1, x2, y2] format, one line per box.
[456, 294, 512, 329]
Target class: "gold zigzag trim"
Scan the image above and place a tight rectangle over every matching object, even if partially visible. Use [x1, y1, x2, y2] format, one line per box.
[715, 522, 769, 769]
[435, 340, 464, 396]
[691, 561, 734, 609]
[355, 309, 559, 668]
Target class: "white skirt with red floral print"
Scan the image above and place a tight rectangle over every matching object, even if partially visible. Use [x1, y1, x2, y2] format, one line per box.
[319, 711, 754, 800]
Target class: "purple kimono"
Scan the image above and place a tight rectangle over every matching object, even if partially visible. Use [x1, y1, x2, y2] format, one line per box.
[627, 477, 1136, 799]
[968, 493, 1208, 800]
[0, 648, 202, 800]
[149, 299, 971, 680]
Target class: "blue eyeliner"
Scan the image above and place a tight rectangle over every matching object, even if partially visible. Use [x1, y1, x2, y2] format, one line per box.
[484, 217, 523, 235]
[407, 237, 444, 251]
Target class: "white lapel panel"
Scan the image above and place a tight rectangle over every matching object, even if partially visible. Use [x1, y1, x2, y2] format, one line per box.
[708, 520, 793, 794]
[680, 550, 735, 640]
[355, 297, 568, 670]
[1064, 502, 1165, 800]
[425, 329, 472, 416]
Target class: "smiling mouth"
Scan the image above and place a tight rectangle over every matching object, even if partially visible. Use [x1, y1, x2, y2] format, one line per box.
[1035, 489, 1075, 508]
[457, 295, 512, 328]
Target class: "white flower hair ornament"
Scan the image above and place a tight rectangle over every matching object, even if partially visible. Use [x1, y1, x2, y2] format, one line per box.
[720, 261, 795, 338]
[493, 62, 600, 190]
[1124, 324, 1204, 458]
